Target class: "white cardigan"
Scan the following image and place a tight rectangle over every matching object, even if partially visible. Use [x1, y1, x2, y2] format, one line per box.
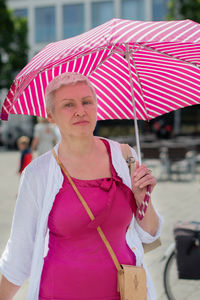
[0, 138, 162, 300]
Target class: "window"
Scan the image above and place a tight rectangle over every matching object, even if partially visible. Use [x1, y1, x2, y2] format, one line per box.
[153, 0, 169, 21]
[121, 0, 145, 21]
[91, 1, 114, 28]
[14, 9, 28, 18]
[35, 6, 56, 43]
[63, 4, 85, 38]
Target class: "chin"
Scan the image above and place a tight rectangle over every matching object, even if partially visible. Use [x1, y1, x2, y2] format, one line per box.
[73, 129, 94, 137]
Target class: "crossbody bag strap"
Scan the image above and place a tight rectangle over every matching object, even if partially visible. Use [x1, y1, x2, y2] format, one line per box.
[120, 143, 135, 177]
[52, 149, 122, 272]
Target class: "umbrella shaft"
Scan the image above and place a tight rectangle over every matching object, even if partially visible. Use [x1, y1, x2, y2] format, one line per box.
[125, 44, 142, 165]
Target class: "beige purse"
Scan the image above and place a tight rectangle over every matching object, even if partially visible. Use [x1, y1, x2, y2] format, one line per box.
[52, 149, 147, 300]
[120, 143, 161, 253]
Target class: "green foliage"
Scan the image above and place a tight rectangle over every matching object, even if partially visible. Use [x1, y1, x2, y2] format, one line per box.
[168, 0, 200, 22]
[179, 0, 200, 22]
[167, 0, 176, 20]
[0, 0, 28, 90]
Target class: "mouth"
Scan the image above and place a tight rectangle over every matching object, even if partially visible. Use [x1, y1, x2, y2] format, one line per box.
[73, 120, 90, 125]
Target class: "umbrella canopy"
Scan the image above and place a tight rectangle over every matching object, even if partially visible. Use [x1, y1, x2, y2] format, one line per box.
[1, 18, 200, 122]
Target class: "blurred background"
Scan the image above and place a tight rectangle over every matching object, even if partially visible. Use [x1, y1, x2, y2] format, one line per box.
[0, 1, 200, 299]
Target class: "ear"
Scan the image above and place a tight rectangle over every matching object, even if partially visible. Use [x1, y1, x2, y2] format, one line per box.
[47, 111, 55, 124]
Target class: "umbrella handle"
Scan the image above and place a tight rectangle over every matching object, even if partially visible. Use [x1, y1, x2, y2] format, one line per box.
[137, 185, 151, 220]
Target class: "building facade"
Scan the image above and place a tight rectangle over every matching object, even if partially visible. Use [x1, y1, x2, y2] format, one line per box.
[8, 0, 169, 60]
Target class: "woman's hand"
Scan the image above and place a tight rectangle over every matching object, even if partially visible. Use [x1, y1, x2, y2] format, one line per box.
[131, 161, 157, 207]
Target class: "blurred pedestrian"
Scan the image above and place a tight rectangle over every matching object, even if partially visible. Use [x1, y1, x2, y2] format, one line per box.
[17, 136, 32, 175]
[31, 117, 58, 156]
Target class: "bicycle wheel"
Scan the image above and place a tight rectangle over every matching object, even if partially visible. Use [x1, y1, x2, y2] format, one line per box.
[164, 251, 200, 300]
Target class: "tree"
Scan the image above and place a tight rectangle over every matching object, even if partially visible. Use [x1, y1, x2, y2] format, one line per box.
[168, 0, 200, 22]
[0, 0, 28, 90]
[167, 0, 200, 135]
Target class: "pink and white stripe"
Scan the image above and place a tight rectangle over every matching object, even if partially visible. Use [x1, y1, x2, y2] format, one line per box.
[1, 18, 200, 121]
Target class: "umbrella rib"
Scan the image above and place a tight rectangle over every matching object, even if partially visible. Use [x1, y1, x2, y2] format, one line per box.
[45, 44, 126, 75]
[89, 44, 140, 76]
[139, 43, 200, 70]
[89, 44, 123, 76]
[41, 45, 112, 74]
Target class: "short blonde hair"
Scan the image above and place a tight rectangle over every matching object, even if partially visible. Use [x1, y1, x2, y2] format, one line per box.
[45, 72, 97, 114]
[17, 136, 30, 146]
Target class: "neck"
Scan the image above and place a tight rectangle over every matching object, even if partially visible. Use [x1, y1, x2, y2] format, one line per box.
[58, 134, 97, 158]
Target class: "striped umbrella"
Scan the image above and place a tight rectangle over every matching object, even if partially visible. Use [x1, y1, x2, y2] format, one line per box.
[1, 18, 200, 160]
[1, 18, 200, 219]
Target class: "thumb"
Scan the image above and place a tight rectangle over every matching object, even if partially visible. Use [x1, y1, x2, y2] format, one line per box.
[135, 161, 140, 170]
[132, 161, 139, 177]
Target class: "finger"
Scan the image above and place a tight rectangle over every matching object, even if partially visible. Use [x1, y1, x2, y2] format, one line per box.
[137, 177, 156, 189]
[134, 165, 149, 180]
[133, 174, 153, 187]
[132, 161, 140, 178]
[135, 161, 140, 170]
[133, 171, 156, 185]
[133, 163, 145, 176]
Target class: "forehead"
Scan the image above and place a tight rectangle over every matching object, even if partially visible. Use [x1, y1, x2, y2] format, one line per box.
[54, 82, 93, 100]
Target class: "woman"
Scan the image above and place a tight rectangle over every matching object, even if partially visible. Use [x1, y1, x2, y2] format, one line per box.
[0, 73, 162, 300]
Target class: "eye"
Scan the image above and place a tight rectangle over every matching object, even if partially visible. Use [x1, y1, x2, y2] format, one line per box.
[65, 103, 73, 107]
[83, 99, 93, 105]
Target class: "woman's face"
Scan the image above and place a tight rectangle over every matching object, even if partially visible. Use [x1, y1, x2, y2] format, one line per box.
[47, 82, 97, 138]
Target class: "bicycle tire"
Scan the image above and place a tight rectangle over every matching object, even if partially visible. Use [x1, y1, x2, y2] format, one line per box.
[163, 251, 176, 300]
[163, 250, 200, 300]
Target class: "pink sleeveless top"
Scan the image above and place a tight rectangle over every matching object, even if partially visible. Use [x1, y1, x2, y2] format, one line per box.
[39, 139, 137, 300]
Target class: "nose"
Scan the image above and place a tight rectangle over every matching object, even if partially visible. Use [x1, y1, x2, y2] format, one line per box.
[75, 103, 86, 117]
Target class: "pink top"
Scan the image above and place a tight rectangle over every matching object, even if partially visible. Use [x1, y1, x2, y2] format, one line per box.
[39, 139, 137, 300]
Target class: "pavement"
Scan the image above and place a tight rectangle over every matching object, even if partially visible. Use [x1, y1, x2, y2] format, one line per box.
[0, 149, 200, 300]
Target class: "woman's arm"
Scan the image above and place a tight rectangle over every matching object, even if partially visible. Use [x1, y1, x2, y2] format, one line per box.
[136, 201, 159, 236]
[0, 275, 20, 300]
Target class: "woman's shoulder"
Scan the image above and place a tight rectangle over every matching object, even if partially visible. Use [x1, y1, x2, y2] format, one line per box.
[98, 137, 137, 159]
[98, 136, 120, 148]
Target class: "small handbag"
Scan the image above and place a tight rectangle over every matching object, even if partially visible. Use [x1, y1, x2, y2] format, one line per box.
[52, 149, 147, 300]
[120, 143, 161, 253]
[173, 221, 200, 279]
